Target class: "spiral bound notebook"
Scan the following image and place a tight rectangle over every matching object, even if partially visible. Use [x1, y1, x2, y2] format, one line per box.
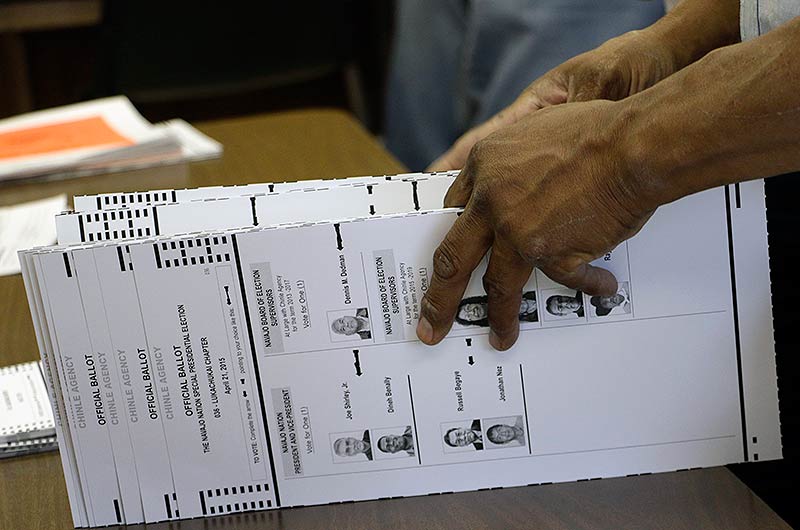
[0, 435, 58, 459]
[0, 361, 57, 457]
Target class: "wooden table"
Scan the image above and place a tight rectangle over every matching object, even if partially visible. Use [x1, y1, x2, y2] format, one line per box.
[0, 110, 790, 530]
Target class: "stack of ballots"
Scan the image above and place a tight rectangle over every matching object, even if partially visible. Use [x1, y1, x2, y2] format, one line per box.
[0, 97, 221, 183]
[1, 361, 57, 458]
[20, 169, 782, 527]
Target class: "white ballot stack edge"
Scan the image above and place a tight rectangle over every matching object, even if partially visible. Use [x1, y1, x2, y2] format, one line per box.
[57, 173, 456, 245]
[19, 170, 781, 527]
[0, 361, 58, 458]
[70, 171, 456, 212]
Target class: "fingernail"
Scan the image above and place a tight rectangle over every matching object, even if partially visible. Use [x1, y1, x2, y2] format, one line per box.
[489, 330, 516, 351]
[417, 316, 434, 344]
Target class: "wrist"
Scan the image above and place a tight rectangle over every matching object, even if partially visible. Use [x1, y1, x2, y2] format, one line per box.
[609, 18, 800, 216]
[613, 47, 737, 212]
[645, 0, 740, 70]
[605, 96, 676, 215]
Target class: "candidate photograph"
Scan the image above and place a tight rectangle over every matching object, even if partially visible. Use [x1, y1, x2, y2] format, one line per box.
[481, 415, 527, 449]
[589, 281, 632, 318]
[328, 307, 372, 341]
[455, 291, 538, 327]
[441, 419, 483, 452]
[331, 429, 372, 462]
[542, 288, 585, 321]
[373, 425, 416, 459]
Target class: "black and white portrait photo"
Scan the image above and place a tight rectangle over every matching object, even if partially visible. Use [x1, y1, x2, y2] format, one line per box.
[328, 307, 372, 341]
[481, 415, 527, 449]
[441, 419, 483, 452]
[373, 425, 416, 459]
[331, 429, 373, 462]
[589, 281, 632, 318]
[542, 288, 585, 321]
[455, 291, 538, 327]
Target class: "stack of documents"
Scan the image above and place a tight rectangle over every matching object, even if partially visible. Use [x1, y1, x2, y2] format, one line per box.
[0, 195, 67, 277]
[19, 170, 781, 527]
[1, 361, 57, 459]
[0, 97, 221, 183]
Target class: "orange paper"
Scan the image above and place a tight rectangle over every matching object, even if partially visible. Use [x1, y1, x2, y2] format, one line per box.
[0, 116, 134, 160]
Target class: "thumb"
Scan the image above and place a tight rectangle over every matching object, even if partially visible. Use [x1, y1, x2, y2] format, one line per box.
[427, 83, 558, 172]
[427, 125, 486, 173]
[443, 165, 475, 208]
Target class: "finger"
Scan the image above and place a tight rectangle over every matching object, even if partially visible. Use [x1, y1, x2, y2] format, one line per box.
[443, 164, 475, 208]
[427, 89, 547, 172]
[482, 240, 534, 351]
[570, 82, 608, 103]
[540, 260, 618, 297]
[427, 128, 478, 172]
[568, 68, 624, 102]
[417, 209, 492, 345]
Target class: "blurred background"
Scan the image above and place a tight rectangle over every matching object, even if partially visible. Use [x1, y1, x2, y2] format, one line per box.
[0, 3, 393, 127]
[0, 0, 666, 170]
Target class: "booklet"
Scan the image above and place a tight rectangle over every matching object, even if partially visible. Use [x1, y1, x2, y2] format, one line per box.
[19, 172, 781, 527]
[0, 97, 221, 183]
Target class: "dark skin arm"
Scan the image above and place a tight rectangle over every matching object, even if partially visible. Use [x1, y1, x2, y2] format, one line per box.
[427, 0, 740, 173]
[417, 2, 800, 350]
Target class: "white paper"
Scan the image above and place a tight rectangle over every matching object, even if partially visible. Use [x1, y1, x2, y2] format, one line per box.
[131, 235, 276, 519]
[19, 250, 89, 527]
[32, 173, 455, 524]
[0, 361, 55, 442]
[89, 244, 178, 523]
[156, 119, 223, 162]
[56, 176, 455, 246]
[0, 194, 66, 275]
[71, 249, 145, 524]
[71, 171, 459, 212]
[19, 172, 781, 527]
[35, 250, 123, 526]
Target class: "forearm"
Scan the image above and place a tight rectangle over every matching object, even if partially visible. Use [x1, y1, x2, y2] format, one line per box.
[619, 16, 800, 210]
[646, 0, 740, 70]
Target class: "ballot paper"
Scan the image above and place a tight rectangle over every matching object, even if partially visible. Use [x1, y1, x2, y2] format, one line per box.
[0, 97, 221, 182]
[70, 171, 455, 212]
[55, 174, 457, 245]
[19, 172, 781, 528]
[0, 194, 67, 276]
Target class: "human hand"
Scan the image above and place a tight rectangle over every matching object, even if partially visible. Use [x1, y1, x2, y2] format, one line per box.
[417, 99, 657, 350]
[427, 29, 679, 172]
